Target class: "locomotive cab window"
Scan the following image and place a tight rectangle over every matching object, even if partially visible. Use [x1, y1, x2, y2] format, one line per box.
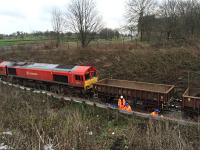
[75, 75, 83, 81]
[85, 73, 90, 80]
[91, 71, 97, 77]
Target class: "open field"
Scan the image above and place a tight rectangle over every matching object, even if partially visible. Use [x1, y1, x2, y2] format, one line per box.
[0, 38, 130, 49]
[0, 39, 49, 47]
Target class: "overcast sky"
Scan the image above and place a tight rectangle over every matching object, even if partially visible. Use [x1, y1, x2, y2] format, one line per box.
[0, 0, 127, 34]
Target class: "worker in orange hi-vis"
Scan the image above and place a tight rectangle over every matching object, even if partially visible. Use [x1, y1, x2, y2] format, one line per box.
[118, 96, 126, 110]
[124, 102, 132, 112]
[150, 109, 160, 117]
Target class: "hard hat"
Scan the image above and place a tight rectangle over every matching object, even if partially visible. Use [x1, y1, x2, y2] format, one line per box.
[120, 96, 123, 99]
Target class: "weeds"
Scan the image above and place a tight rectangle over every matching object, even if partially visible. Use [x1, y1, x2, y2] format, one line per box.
[0, 85, 199, 149]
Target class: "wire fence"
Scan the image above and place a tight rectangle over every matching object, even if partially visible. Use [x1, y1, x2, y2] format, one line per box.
[0, 38, 139, 51]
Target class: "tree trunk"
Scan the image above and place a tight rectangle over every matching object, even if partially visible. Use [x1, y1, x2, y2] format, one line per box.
[140, 30, 143, 41]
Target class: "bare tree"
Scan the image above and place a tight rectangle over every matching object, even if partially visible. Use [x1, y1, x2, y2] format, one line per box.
[51, 8, 63, 47]
[65, 0, 102, 48]
[124, 25, 137, 40]
[158, 0, 200, 40]
[159, 0, 179, 40]
[177, 0, 200, 39]
[126, 0, 156, 41]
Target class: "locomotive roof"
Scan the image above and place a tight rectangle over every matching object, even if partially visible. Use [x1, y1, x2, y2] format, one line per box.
[20, 63, 78, 72]
[0, 61, 93, 74]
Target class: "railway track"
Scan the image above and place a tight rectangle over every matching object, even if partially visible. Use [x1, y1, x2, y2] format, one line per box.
[0, 78, 199, 126]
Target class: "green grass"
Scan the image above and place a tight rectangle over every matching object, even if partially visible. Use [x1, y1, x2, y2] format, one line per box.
[0, 37, 131, 47]
[0, 39, 49, 47]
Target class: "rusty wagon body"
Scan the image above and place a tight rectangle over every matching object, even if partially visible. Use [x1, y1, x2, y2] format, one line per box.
[93, 79, 175, 109]
[182, 88, 200, 114]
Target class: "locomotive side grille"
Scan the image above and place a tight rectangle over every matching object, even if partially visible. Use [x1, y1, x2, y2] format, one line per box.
[56, 65, 75, 69]
[53, 74, 68, 83]
[13, 62, 28, 66]
[7, 68, 16, 75]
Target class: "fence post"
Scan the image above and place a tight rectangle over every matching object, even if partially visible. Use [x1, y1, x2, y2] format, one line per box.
[96, 40, 99, 48]
[122, 38, 125, 49]
[77, 40, 78, 48]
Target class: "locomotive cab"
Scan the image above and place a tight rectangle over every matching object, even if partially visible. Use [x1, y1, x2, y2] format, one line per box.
[73, 66, 98, 90]
[84, 69, 98, 90]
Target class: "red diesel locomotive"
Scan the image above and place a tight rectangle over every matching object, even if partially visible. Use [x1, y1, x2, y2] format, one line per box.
[0, 61, 98, 90]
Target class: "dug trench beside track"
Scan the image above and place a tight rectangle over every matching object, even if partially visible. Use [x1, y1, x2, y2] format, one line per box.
[0, 79, 199, 126]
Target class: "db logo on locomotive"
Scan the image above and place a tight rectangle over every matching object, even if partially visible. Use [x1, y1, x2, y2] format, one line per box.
[26, 72, 38, 76]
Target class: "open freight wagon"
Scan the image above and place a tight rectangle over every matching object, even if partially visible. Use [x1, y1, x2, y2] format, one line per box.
[182, 88, 200, 114]
[93, 79, 175, 109]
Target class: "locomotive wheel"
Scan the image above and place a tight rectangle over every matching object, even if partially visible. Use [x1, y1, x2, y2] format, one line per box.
[50, 85, 59, 93]
[50, 85, 63, 95]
